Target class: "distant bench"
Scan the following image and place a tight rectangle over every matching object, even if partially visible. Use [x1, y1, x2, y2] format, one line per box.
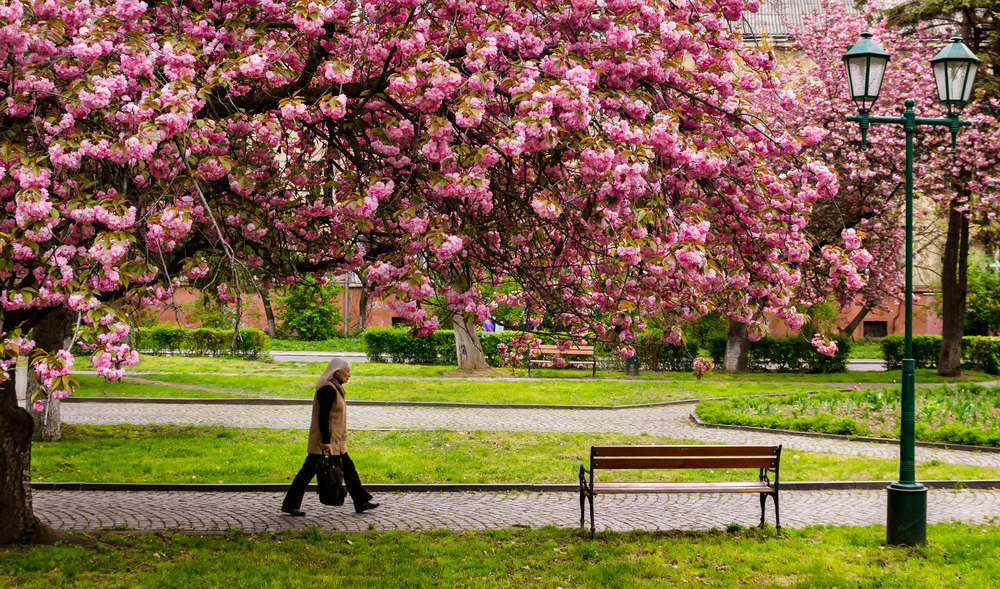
[578, 444, 782, 538]
[527, 344, 596, 377]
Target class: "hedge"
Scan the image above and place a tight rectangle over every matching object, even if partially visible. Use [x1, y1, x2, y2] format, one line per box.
[136, 324, 270, 359]
[881, 334, 1000, 374]
[362, 327, 521, 365]
[707, 334, 852, 373]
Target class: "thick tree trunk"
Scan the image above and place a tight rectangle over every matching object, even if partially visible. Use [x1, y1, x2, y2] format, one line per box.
[840, 305, 872, 338]
[261, 288, 277, 338]
[938, 197, 970, 377]
[0, 378, 51, 544]
[723, 319, 751, 372]
[452, 314, 489, 371]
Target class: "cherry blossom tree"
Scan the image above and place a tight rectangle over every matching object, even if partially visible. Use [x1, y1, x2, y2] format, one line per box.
[0, 0, 865, 542]
[780, 0, 1000, 375]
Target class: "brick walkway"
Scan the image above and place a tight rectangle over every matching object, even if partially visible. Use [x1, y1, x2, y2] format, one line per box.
[33, 489, 1000, 533]
[62, 402, 1000, 467]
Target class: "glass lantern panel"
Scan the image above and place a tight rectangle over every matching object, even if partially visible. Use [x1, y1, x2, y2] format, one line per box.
[962, 63, 978, 101]
[847, 57, 869, 99]
[866, 57, 887, 97]
[933, 61, 948, 102]
[947, 61, 969, 103]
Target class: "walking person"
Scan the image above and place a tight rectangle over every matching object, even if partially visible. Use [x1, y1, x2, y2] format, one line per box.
[281, 358, 379, 516]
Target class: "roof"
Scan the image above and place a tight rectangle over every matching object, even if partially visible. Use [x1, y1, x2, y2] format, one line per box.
[727, 0, 855, 43]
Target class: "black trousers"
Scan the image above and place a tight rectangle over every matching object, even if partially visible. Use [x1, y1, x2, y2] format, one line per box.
[282, 453, 373, 511]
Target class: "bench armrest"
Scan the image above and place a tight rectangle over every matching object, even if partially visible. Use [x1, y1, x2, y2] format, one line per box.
[579, 463, 591, 493]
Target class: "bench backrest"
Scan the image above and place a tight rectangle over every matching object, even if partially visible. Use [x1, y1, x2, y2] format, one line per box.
[590, 445, 780, 470]
[536, 345, 594, 355]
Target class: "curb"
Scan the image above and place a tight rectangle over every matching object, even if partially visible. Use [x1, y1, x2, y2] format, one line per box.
[62, 389, 848, 410]
[29, 480, 1000, 493]
[689, 412, 1000, 454]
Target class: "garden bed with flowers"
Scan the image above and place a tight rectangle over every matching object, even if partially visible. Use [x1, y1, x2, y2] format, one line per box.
[695, 384, 1000, 447]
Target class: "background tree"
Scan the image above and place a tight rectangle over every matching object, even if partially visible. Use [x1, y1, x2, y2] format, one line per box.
[776, 0, 1000, 377]
[275, 278, 344, 341]
[884, 0, 1000, 375]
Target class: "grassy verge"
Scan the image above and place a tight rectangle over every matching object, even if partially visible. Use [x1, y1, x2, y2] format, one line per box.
[5, 524, 1000, 588]
[73, 374, 832, 405]
[125, 356, 993, 383]
[268, 337, 365, 352]
[32, 426, 1000, 484]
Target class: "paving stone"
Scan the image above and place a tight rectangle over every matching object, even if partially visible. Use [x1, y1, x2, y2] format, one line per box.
[32, 489, 1000, 534]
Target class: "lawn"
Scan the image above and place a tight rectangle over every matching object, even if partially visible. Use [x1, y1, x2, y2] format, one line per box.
[3, 524, 1000, 588]
[269, 337, 365, 352]
[124, 355, 993, 384]
[31, 426, 1000, 484]
[72, 374, 833, 405]
[847, 341, 884, 360]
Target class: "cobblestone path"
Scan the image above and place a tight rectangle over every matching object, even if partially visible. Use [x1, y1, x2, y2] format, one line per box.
[33, 489, 1000, 533]
[62, 402, 1000, 467]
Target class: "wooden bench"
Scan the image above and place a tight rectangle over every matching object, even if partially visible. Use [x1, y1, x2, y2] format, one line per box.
[578, 444, 782, 538]
[527, 344, 596, 377]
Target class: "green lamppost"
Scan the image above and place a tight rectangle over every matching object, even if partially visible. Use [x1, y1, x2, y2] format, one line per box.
[842, 33, 980, 546]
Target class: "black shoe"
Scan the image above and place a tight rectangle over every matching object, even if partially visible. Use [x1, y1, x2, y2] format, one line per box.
[281, 508, 306, 517]
[355, 502, 380, 514]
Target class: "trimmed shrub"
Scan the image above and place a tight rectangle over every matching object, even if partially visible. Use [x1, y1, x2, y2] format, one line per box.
[135, 324, 270, 358]
[707, 334, 851, 373]
[881, 334, 1000, 374]
[963, 336, 1000, 375]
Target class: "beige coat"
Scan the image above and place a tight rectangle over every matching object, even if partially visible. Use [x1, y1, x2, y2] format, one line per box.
[307, 380, 347, 455]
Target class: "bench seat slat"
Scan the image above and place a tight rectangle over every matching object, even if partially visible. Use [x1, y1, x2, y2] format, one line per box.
[592, 481, 771, 494]
[534, 349, 594, 356]
[529, 360, 595, 365]
[593, 445, 779, 458]
[592, 457, 778, 470]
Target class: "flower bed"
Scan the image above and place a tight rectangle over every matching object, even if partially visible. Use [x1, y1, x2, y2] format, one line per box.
[695, 384, 1000, 447]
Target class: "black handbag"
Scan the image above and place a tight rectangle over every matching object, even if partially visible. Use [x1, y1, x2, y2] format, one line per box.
[316, 455, 347, 506]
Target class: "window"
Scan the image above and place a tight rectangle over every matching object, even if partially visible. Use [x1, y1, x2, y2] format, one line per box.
[863, 321, 888, 338]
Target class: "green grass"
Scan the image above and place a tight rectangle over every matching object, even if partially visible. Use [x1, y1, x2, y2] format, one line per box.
[31, 425, 1000, 484]
[124, 356, 993, 384]
[268, 337, 365, 352]
[73, 374, 833, 405]
[847, 341, 884, 359]
[4, 524, 1000, 588]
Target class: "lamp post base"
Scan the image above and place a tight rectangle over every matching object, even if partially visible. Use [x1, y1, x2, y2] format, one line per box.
[886, 483, 927, 546]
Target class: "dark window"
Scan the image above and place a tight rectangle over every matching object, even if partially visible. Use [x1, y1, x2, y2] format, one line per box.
[863, 321, 888, 338]
[391, 317, 405, 327]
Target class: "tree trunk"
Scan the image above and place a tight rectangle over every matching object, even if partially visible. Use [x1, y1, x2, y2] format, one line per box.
[261, 288, 277, 338]
[723, 319, 751, 372]
[452, 314, 489, 371]
[0, 377, 52, 544]
[25, 309, 72, 442]
[840, 305, 872, 338]
[939, 196, 970, 377]
[357, 289, 370, 332]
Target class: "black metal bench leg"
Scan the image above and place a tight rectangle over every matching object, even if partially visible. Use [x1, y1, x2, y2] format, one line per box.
[579, 489, 586, 528]
[773, 492, 781, 535]
[759, 492, 767, 527]
[589, 492, 595, 539]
